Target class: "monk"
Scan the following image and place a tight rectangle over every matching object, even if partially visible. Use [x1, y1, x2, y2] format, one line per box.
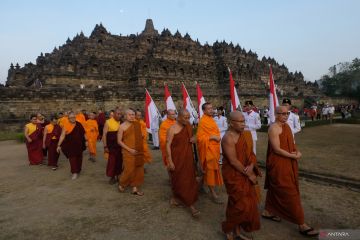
[97, 109, 106, 140]
[57, 111, 87, 180]
[58, 111, 69, 128]
[159, 109, 176, 167]
[103, 109, 122, 184]
[85, 112, 99, 162]
[263, 106, 318, 237]
[75, 109, 87, 128]
[166, 109, 200, 218]
[117, 109, 145, 196]
[24, 114, 43, 165]
[221, 111, 261, 240]
[197, 102, 223, 203]
[37, 113, 49, 162]
[135, 110, 152, 165]
[43, 115, 62, 170]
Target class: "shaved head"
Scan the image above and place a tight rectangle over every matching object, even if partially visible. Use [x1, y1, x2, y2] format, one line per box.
[228, 110, 245, 133]
[167, 109, 177, 120]
[177, 108, 189, 117]
[177, 108, 190, 125]
[229, 111, 244, 121]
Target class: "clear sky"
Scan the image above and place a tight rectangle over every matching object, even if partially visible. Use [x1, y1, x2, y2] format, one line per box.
[0, 0, 359, 84]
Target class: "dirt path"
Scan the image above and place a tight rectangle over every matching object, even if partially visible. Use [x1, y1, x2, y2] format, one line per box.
[0, 124, 359, 240]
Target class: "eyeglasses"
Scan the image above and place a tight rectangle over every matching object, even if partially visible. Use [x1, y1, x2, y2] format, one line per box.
[276, 112, 290, 116]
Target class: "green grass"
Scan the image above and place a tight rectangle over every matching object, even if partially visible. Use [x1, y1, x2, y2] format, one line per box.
[0, 131, 24, 142]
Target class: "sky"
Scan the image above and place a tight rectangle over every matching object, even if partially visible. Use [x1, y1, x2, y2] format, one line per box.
[0, 0, 359, 84]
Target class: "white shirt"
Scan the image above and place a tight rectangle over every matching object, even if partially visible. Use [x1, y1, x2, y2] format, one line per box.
[322, 107, 329, 115]
[151, 116, 160, 130]
[287, 111, 301, 135]
[328, 106, 335, 114]
[214, 115, 228, 138]
[244, 110, 261, 141]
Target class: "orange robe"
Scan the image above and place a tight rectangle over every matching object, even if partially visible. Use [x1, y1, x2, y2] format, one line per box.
[58, 116, 69, 128]
[264, 123, 304, 225]
[119, 121, 144, 187]
[76, 113, 86, 128]
[222, 132, 261, 233]
[139, 119, 152, 163]
[197, 115, 223, 186]
[159, 118, 176, 166]
[170, 123, 198, 206]
[85, 119, 99, 156]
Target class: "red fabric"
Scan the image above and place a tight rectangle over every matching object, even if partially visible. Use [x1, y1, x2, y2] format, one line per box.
[222, 132, 260, 233]
[26, 124, 43, 165]
[170, 124, 198, 206]
[264, 124, 304, 225]
[69, 154, 83, 173]
[97, 112, 106, 140]
[106, 131, 123, 177]
[61, 122, 86, 158]
[47, 141, 60, 167]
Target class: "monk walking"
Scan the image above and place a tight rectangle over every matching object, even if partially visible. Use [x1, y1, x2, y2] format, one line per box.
[24, 114, 43, 165]
[117, 109, 145, 196]
[57, 111, 87, 180]
[135, 110, 152, 165]
[159, 109, 176, 167]
[97, 109, 106, 140]
[85, 112, 99, 162]
[197, 102, 223, 203]
[75, 109, 87, 128]
[166, 109, 200, 218]
[263, 106, 318, 237]
[103, 109, 123, 184]
[43, 115, 62, 170]
[221, 111, 261, 240]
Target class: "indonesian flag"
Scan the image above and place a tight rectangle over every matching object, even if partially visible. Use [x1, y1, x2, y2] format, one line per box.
[196, 82, 206, 118]
[228, 67, 241, 112]
[164, 84, 177, 111]
[145, 89, 161, 133]
[268, 65, 279, 124]
[181, 83, 198, 124]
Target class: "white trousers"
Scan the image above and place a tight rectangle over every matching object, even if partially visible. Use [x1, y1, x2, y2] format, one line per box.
[151, 129, 159, 147]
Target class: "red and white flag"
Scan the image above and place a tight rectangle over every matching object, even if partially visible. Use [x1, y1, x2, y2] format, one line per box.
[145, 89, 161, 133]
[228, 67, 242, 112]
[181, 83, 198, 124]
[196, 82, 206, 118]
[268, 65, 279, 124]
[164, 84, 177, 111]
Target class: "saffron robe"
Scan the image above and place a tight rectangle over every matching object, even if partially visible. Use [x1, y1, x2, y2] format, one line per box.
[119, 121, 144, 187]
[197, 115, 223, 186]
[106, 118, 122, 177]
[139, 119, 152, 163]
[222, 132, 261, 233]
[159, 118, 176, 166]
[85, 119, 99, 156]
[170, 123, 198, 206]
[44, 124, 62, 167]
[264, 123, 305, 225]
[25, 123, 43, 165]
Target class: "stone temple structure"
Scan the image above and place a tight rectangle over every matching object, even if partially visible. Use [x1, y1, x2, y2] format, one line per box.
[1, 19, 320, 126]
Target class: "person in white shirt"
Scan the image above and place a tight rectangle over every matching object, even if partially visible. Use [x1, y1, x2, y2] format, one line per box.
[214, 109, 228, 138]
[151, 115, 160, 150]
[328, 104, 335, 122]
[322, 105, 329, 120]
[282, 98, 301, 138]
[243, 100, 261, 154]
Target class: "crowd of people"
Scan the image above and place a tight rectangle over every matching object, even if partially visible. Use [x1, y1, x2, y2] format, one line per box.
[23, 98, 319, 240]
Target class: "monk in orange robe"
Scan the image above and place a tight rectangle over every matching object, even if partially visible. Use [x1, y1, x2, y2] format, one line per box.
[57, 111, 86, 180]
[197, 102, 223, 203]
[263, 106, 318, 237]
[76, 110, 87, 128]
[135, 110, 152, 164]
[166, 109, 200, 218]
[117, 109, 144, 196]
[43, 115, 62, 170]
[85, 112, 99, 162]
[221, 111, 261, 240]
[159, 109, 176, 166]
[58, 112, 69, 128]
[103, 109, 122, 184]
[24, 114, 43, 165]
